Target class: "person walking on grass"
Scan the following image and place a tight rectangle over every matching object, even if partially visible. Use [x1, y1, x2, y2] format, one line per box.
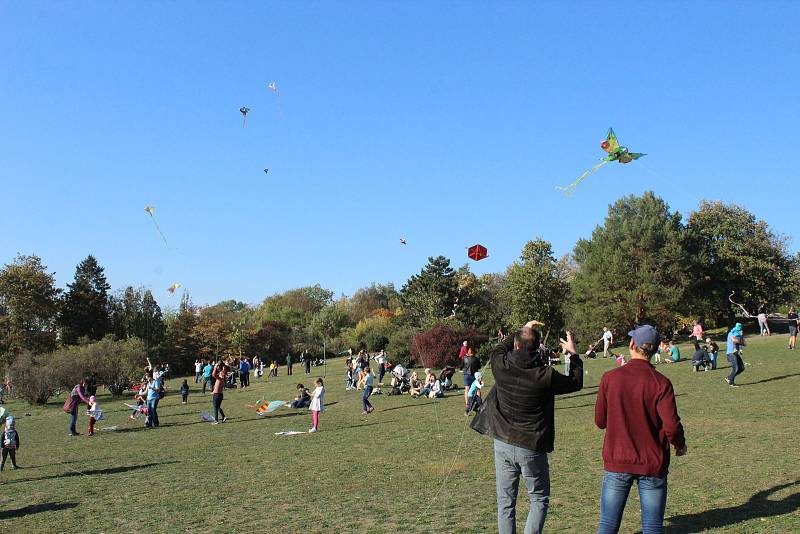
[144, 371, 164, 429]
[595, 325, 687, 534]
[471, 321, 583, 534]
[361, 366, 375, 415]
[202, 359, 214, 395]
[725, 323, 746, 387]
[1, 416, 20, 470]
[211, 362, 228, 424]
[602, 327, 614, 358]
[286, 352, 293, 376]
[374, 350, 387, 385]
[66, 377, 90, 436]
[309, 377, 325, 433]
[788, 307, 798, 350]
[304, 351, 312, 375]
[463, 347, 481, 407]
[757, 303, 770, 336]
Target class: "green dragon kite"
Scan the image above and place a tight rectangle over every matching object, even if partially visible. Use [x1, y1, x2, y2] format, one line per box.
[557, 128, 645, 195]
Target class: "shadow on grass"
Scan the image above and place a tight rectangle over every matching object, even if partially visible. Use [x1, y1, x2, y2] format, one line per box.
[557, 403, 595, 410]
[5, 461, 178, 485]
[666, 480, 800, 533]
[742, 373, 800, 386]
[0, 501, 79, 519]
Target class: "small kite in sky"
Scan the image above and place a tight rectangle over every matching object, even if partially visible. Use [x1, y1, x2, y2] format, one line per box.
[263, 168, 269, 175]
[556, 128, 645, 195]
[167, 283, 182, 296]
[399, 238, 407, 245]
[267, 82, 283, 117]
[144, 206, 170, 249]
[240, 106, 251, 128]
[468, 244, 489, 261]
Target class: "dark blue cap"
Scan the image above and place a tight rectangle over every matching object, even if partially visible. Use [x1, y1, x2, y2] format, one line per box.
[628, 325, 660, 348]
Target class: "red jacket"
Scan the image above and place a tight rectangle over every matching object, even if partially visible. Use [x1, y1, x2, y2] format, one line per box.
[595, 359, 685, 477]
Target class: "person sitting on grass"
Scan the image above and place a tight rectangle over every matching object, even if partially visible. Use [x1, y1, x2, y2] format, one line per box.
[408, 372, 422, 397]
[663, 340, 680, 364]
[414, 370, 436, 398]
[429, 375, 444, 399]
[465, 372, 484, 415]
[291, 384, 311, 408]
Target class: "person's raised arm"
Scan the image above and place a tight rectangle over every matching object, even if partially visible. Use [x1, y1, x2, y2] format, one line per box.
[550, 331, 583, 394]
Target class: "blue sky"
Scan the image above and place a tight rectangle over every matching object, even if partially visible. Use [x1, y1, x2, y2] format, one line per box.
[2, 2, 798, 307]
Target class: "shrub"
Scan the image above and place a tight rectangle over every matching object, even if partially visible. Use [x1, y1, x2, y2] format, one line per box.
[410, 324, 488, 369]
[80, 336, 147, 395]
[9, 351, 63, 405]
[386, 325, 420, 367]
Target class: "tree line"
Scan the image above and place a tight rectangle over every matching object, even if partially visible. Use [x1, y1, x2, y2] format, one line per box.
[1, 192, 796, 402]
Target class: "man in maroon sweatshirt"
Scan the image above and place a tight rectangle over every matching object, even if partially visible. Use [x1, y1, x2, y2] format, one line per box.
[594, 325, 686, 534]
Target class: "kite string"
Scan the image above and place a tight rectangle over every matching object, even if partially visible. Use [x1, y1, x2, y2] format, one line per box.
[414, 356, 493, 528]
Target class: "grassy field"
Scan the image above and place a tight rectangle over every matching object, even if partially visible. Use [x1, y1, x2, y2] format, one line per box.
[1, 334, 799, 533]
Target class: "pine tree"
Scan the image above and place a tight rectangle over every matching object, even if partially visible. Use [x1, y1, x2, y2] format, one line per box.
[400, 256, 458, 327]
[58, 255, 111, 345]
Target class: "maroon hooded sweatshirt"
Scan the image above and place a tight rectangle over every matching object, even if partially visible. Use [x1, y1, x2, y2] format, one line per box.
[595, 359, 686, 477]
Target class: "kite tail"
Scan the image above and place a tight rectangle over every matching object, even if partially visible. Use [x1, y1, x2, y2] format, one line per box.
[555, 160, 609, 195]
[148, 215, 170, 249]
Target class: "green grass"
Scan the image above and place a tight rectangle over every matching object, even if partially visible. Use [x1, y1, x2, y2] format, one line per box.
[1, 335, 799, 533]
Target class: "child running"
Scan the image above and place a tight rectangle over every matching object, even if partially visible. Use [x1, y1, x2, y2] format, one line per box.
[180, 379, 189, 404]
[361, 366, 375, 415]
[309, 377, 324, 433]
[1, 416, 20, 470]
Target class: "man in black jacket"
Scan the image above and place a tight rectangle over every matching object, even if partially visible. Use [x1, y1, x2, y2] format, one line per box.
[471, 320, 583, 534]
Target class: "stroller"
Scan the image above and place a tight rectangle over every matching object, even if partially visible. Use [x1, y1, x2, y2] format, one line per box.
[583, 343, 598, 359]
[389, 365, 412, 395]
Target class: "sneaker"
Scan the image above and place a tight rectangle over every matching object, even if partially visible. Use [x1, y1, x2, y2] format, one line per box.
[308, 428, 317, 433]
[724, 378, 731, 386]
[212, 421, 220, 425]
[222, 417, 228, 423]
[88, 433, 94, 437]
[361, 410, 367, 415]
[729, 383, 739, 388]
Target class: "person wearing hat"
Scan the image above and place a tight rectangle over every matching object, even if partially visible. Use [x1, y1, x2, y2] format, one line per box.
[471, 320, 583, 534]
[465, 371, 484, 415]
[595, 325, 687, 534]
[725, 323, 746, 387]
[1, 415, 20, 470]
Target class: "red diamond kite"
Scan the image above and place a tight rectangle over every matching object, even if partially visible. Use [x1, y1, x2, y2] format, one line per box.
[467, 244, 488, 261]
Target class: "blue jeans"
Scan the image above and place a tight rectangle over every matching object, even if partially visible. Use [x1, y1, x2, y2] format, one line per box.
[145, 398, 160, 428]
[195, 372, 201, 383]
[362, 385, 373, 411]
[726, 353, 744, 384]
[709, 352, 717, 370]
[493, 439, 549, 534]
[69, 405, 79, 435]
[597, 471, 667, 534]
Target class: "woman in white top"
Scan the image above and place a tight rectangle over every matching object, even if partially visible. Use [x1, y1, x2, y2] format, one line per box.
[309, 377, 325, 433]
